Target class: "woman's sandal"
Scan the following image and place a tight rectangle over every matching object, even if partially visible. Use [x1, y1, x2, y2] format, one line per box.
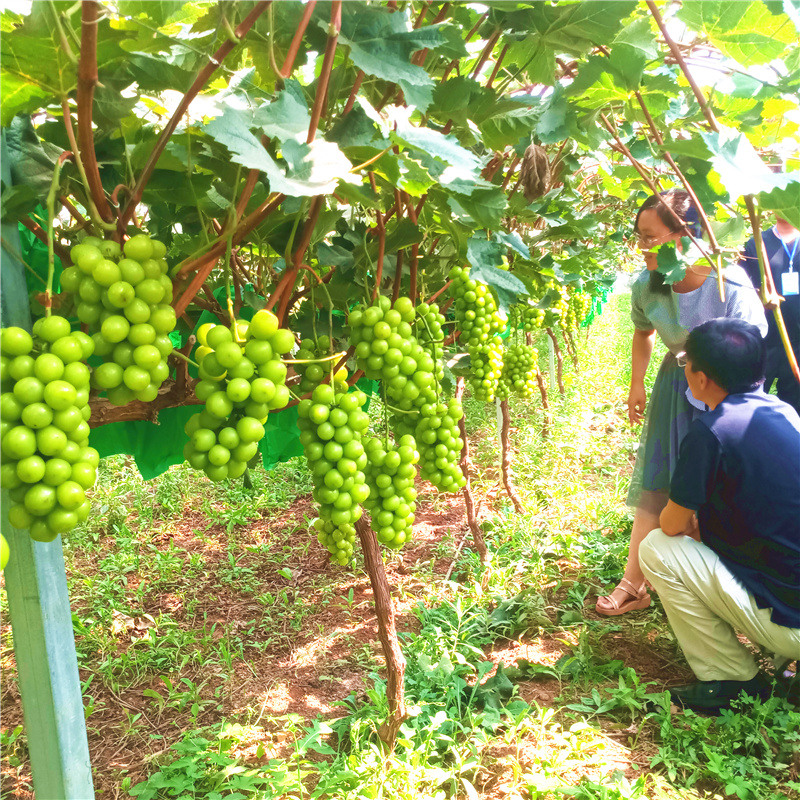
[595, 578, 652, 616]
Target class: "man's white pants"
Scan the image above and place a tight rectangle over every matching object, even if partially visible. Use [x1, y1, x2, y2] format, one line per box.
[639, 529, 800, 682]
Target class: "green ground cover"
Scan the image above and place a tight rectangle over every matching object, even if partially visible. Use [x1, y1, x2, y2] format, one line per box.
[2, 293, 798, 800]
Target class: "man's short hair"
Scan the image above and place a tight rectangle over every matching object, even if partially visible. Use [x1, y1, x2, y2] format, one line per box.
[685, 318, 765, 393]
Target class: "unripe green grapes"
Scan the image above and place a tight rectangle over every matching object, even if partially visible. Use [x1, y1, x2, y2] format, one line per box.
[449, 266, 506, 402]
[182, 310, 292, 482]
[415, 400, 466, 493]
[363, 434, 419, 549]
[298, 372, 369, 566]
[294, 335, 334, 395]
[64, 235, 176, 405]
[564, 289, 592, 332]
[497, 343, 539, 400]
[0, 319, 97, 541]
[509, 303, 545, 333]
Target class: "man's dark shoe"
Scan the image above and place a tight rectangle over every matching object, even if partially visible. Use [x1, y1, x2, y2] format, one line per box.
[775, 670, 799, 706]
[669, 673, 773, 713]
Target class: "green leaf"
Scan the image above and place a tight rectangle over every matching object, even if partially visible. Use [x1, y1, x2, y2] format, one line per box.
[606, 16, 657, 89]
[479, 101, 542, 152]
[655, 241, 689, 284]
[384, 219, 423, 252]
[759, 176, 800, 229]
[536, 86, 578, 144]
[4, 116, 65, 201]
[699, 125, 776, 199]
[252, 80, 311, 142]
[467, 237, 527, 312]
[678, 1, 797, 65]
[448, 186, 507, 230]
[337, 7, 445, 112]
[391, 120, 482, 185]
[495, 231, 530, 259]
[205, 107, 355, 197]
[0, 183, 38, 222]
[116, 1, 186, 27]
[328, 106, 388, 150]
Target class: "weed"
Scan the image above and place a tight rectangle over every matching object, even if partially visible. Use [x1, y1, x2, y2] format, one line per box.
[649, 693, 800, 799]
[128, 724, 302, 800]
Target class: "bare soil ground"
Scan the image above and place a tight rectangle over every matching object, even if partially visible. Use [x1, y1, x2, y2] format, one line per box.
[1, 470, 698, 799]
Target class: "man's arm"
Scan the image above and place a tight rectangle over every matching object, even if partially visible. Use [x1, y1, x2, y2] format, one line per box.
[660, 500, 700, 541]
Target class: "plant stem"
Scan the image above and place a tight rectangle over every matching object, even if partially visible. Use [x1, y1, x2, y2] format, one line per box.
[119, 1, 271, 231]
[45, 154, 70, 315]
[306, 1, 342, 144]
[78, 0, 114, 224]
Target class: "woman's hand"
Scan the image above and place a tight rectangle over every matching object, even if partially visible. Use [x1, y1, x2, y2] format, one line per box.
[628, 384, 647, 425]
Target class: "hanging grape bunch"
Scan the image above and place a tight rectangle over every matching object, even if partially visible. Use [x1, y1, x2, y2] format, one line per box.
[498, 305, 541, 400]
[297, 374, 371, 566]
[415, 399, 466, 493]
[509, 303, 544, 334]
[182, 310, 293, 482]
[566, 290, 593, 331]
[414, 302, 446, 380]
[60, 234, 176, 406]
[349, 296, 437, 412]
[541, 281, 569, 330]
[497, 343, 539, 400]
[363, 434, 419, 549]
[294, 336, 333, 395]
[0, 318, 98, 541]
[449, 266, 505, 402]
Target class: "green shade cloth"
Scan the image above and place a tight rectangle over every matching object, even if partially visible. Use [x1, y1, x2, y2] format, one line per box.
[88, 378, 376, 481]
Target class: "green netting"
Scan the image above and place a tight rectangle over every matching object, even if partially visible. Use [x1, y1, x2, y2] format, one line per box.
[88, 377, 377, 481]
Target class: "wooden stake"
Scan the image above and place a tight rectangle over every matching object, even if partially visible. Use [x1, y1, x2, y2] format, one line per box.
[455, 377, 487, 563]
[499, 399, 524, 513]
[354, 517, 407, 748]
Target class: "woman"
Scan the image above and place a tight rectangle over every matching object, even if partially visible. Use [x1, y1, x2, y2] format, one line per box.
[596, 189, 768, 615]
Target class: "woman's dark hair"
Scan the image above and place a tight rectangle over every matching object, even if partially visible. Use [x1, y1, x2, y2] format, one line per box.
[634, 189, 702, 238]
[636, 189, 702, 295]
[684, 318, 765, 393]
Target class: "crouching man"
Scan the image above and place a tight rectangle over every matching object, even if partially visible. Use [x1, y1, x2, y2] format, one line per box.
[639, 317, 800, 713]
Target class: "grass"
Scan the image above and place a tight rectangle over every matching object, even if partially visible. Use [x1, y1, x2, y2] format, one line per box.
[2, 293, 799, 799]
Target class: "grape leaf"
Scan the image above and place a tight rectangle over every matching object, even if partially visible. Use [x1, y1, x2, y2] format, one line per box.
[759, 176, 800, 229]
[337, 6, 445, 112]
[205, 106, 355, 197]
[467, 237, 528, 312]
[448, 187, 507, 230]
[699, 125, 777, 199]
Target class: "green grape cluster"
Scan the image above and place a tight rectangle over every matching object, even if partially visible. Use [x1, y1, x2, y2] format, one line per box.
[294, 335, 333, 395]
[298, 375, 371, 566]
[565, 291, 592, 330]
[0, 318, 98, 541]
[349, 296, 437, 410]
[414, 302, 446, 377]
[449, 266, 506, 402]
[415, 400, 466, 492]
[182, 310, 293, 482]
[60, 234, 176, 406]
[509, 303, 544, 333]
[469, 336, 504, 402]
[497, 343, 539, 400]
[363, 434, 418, 549]
[541, 282, 569, 329]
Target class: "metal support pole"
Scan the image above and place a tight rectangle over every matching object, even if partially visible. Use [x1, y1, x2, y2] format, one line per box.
[548, 334, 556, 392]
[1, 130, 95, 799]
[495, 396, 503, 479]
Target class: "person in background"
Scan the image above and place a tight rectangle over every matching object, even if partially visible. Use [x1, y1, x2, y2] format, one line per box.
[596, 190, 767, 615]
[639, 318, 799, 712]
[740, 215, 800, 414]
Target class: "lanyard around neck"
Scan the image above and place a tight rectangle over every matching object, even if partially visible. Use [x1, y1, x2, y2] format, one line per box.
[775, 229, 799, 270]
